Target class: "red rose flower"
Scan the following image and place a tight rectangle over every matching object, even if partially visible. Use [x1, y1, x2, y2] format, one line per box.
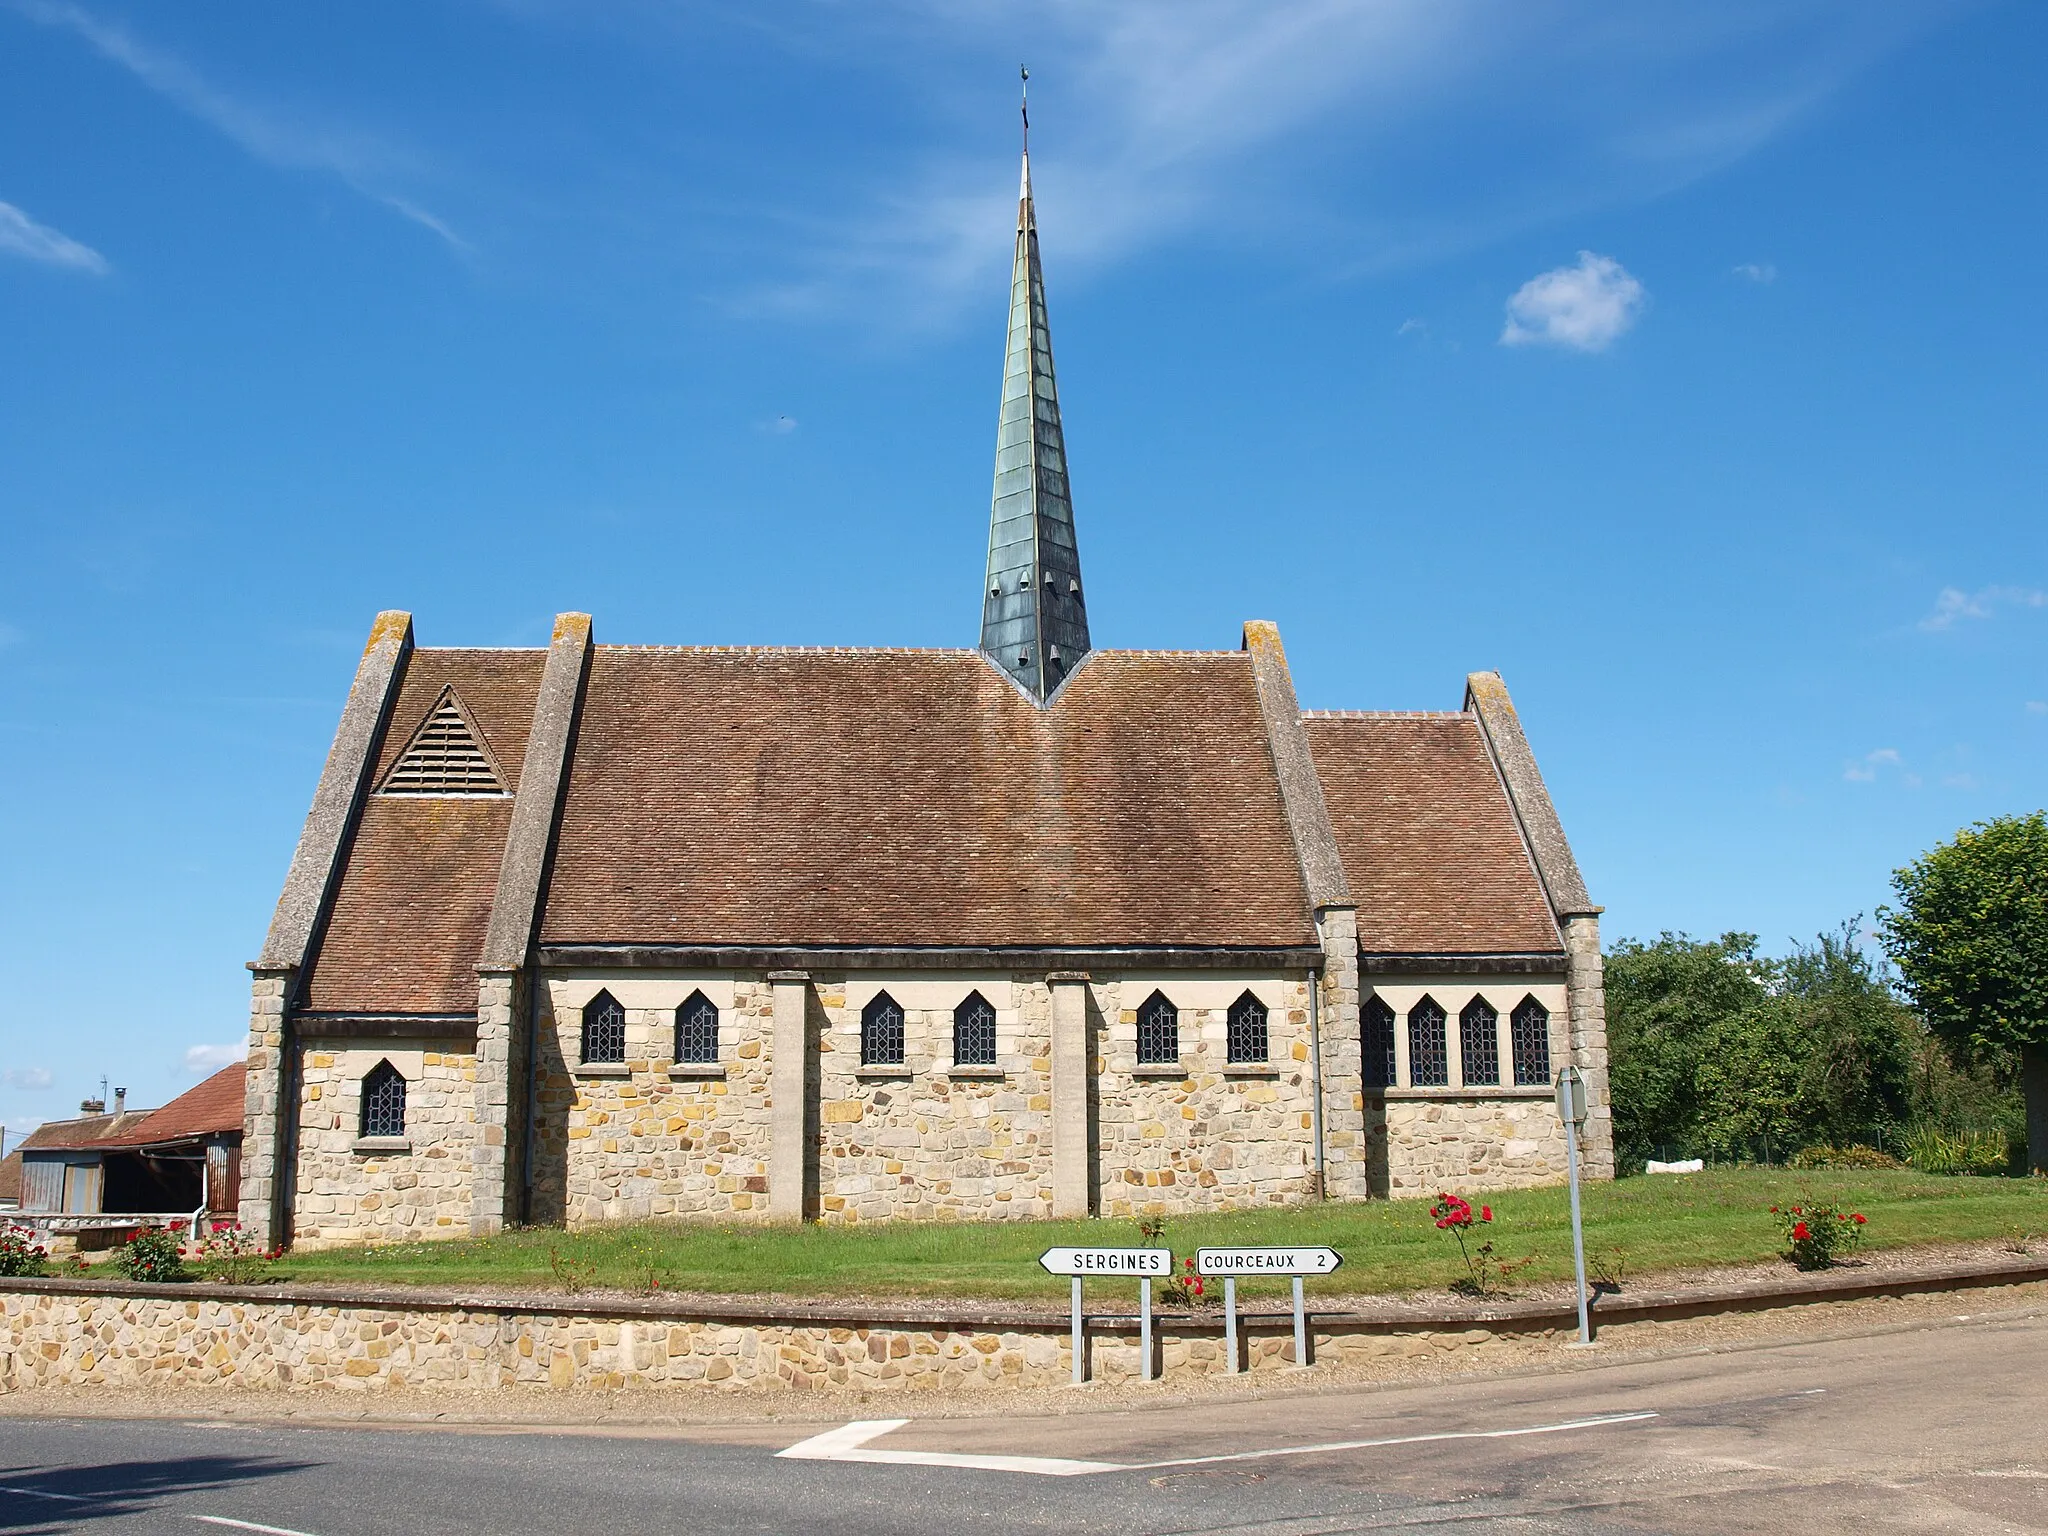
[1480, 1206, 1493, 1222]
[1853, 1214, 1866, 1224]
[1792, 1221, 1811, 1241]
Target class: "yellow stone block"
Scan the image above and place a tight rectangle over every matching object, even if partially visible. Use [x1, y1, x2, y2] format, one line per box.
[737, 1041, 761, 1059]
[822, 1100, 864, 1124]
[1027, 1094, 1051, 1111]
[568, 1127, 592, 1139]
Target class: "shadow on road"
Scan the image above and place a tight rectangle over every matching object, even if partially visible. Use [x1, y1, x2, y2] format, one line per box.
[0, 1453, 318, 1532]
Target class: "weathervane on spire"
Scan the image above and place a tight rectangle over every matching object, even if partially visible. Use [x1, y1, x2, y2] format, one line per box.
[981, 62, 1091, 702]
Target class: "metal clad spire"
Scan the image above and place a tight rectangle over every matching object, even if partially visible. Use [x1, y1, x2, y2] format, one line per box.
[981, 67, 1090, 702]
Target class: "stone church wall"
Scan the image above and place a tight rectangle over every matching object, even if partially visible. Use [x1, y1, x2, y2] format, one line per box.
[813, 973, 1056, 1224]
[289, 1042, 477, 1247]
[531, 974, 775, 1227]
[1088, 973, 1319, 1218]
[1360, 975, 1575, 1198]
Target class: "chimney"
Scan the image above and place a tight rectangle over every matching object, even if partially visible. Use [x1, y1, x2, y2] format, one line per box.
[114, 1087, 127, 1115]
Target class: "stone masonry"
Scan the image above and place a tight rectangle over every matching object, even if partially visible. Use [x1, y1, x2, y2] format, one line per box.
[290, 1045, 478, 1246]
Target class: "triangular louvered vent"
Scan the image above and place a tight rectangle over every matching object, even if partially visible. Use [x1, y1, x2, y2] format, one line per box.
[379, 687, 506, 796]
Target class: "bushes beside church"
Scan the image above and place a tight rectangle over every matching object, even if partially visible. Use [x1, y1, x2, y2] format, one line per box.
[1607, 928, 2023, 1173]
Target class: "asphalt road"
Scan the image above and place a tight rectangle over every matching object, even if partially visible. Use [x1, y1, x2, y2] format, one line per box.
[3, 1303, 2043, 1535]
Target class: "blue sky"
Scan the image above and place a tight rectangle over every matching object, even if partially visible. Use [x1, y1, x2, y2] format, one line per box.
[2, 1, 2044, 1139]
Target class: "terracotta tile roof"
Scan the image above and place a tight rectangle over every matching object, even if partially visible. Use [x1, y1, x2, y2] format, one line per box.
[0, 1152, 20, 1205]
[1304, 713, 1563, 956]
[302, 649, 544, 1012]
[538, 648, 1318, 949]
[105, 1065, 246, 1147]
[11, 1112, 146, 1151]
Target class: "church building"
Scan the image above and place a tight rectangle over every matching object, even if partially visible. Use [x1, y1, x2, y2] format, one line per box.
[238, 142, 1614, 1249]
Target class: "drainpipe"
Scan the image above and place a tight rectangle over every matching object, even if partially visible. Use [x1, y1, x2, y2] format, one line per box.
[1309, 966, 1327, 1199]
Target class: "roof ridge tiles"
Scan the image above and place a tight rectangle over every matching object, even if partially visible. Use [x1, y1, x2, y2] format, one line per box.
[587, 644, 1248, 658]
[1304, 709, 1472, 720]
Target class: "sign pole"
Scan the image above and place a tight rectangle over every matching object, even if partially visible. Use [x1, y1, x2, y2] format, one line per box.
[1291, 1275, 1308, 1368]
[1071, 1275, 1085, 1384]
[1140, 1276, 1155, 1381]
[1558, 1066, 1592, 1347]
[1223, 1276, 1239, 1373]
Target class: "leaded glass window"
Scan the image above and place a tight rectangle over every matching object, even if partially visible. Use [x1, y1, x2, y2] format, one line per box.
[1226, 991, 1268, 1065]
[360, 1060, 406, 1139]
[1136, 991, 1179, 1065]
[1460, 998, 1500, 1087]
[1511, 996, 1552, 1086]
[1363, 997, 1397, 1089]
[862, 992, 906, 1066]
[582, 989, 627, 1065]
[676, 990, 719, 1065]
[953, 991, 997, 1067]
[1408, 996, 1448, 1087]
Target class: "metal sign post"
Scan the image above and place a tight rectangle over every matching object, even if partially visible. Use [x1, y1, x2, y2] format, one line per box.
[1555, 1066, 1592, 1347]
[1196, 1247, 1343, 1371]
[1039, 1247, 1173, 1383]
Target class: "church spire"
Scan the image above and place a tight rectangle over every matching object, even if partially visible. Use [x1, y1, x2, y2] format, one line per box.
[981, 68, 1090, 702]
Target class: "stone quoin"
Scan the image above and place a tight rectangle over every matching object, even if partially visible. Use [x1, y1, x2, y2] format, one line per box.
[237, 132, 1613, 1250]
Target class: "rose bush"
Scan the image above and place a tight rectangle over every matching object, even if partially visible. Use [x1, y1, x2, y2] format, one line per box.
[0, 1223, 49, 1278]
[112, 1226, 187, 1284]
[1770, 1201, 1867, 1271]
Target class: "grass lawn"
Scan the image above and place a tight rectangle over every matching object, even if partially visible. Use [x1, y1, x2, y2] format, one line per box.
[269, 1169, 2048, 1303]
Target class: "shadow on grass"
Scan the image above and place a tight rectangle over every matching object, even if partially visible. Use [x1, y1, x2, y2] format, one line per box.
[0, 1452, 316, 1532]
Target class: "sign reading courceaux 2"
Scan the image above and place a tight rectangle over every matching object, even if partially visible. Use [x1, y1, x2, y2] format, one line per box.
[1037, 1247, 1173, 1276]
[1195, 1246, 1343, 1276]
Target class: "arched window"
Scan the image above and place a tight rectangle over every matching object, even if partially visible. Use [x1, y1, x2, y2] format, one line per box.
[1226, 991, 1268, 1065]
[862, 992, 906, 1066]
[1460, 998, 1500, 1087]
[1137, 991, 1179, 1065]
[1408, 996, 1448, 1087]
[581, 989, 627, 1065]
[953, 991, 997, 1067]
[1363, 997, 1397, 1089]
[675, 990, 719, 1065]
[1511, 996, 1552, 1086]
[360, 1060, 407, 1139]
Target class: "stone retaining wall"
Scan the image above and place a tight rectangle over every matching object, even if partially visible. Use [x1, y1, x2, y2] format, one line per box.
[6, 1257, 2043, 1397]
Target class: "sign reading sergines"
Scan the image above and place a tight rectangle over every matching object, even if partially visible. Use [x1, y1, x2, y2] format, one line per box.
[1194, 1246, 1343, 1277]
[1038, 1247, 1173, 1277]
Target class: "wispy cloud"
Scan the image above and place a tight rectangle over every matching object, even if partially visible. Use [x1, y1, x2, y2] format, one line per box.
[728, 0, 1950, 321]
[2, 1066, 54, 1090]
[183, 1042, 247, 1074]
[2027, 701, 2047, 716]
[1843, 746, 1901, 782]
[1733, 261, 1777, 283]
[15, 1, 465, 250]
[1918, 584, 2048, 632]
[1501, 252, 1645, 352]
[0, 198, 107, 273]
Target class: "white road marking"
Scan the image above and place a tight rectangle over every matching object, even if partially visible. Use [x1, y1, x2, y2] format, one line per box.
[0, 1484, 93, 1503]
[777, 1419, 1122, 1477]
[777, 1411, 1658, 1478]
[1134, 1412, 1661, 1472]
[190, 1517, 329, 1536]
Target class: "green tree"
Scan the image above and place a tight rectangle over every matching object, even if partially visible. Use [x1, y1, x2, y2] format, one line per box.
[1605, 932, 1770, 1168]
[1692, 930, 1917, 1160]
[1881, 812, 2048, 1174]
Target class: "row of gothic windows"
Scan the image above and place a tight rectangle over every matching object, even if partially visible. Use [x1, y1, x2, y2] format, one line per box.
[1361, 995, 1552, 1090]
[579, 990, 720, 1066]
[576, 987, 1278, 1070]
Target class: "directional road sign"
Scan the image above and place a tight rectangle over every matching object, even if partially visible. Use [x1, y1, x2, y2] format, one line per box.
[1038, 1247, 1173, 1277]
[1195, 1246, 1343, 1277]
